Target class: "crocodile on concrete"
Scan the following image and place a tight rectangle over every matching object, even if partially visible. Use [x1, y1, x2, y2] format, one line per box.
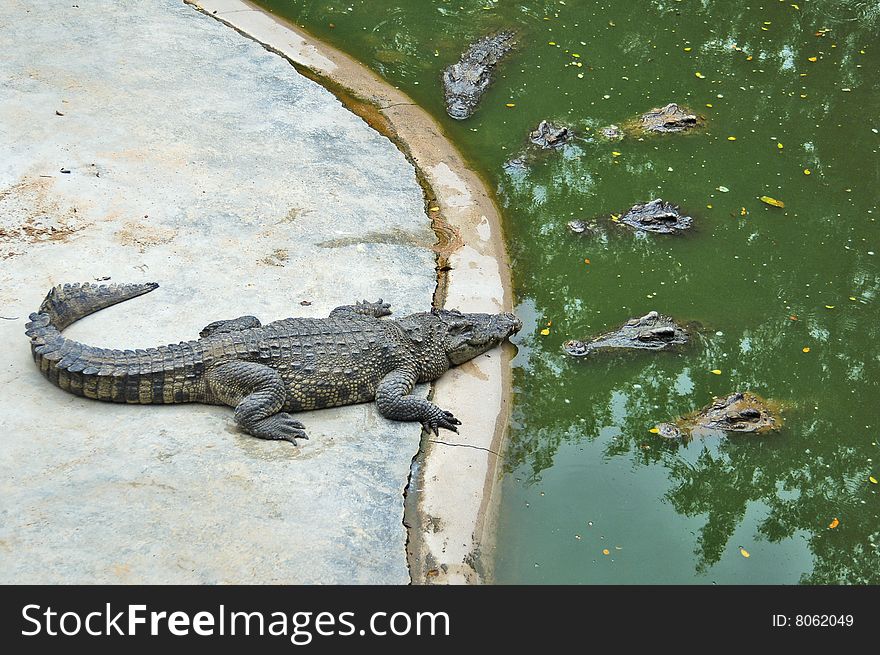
[443, 31, 515, 120]
[563, 311, 689, 357]
[26, 283, 522, 443]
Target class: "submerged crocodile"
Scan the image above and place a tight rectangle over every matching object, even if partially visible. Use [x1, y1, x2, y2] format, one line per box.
[25, 283, 522, 444]
[443, 31, 515, 120]
[638, 103, 699, 134]
[598, 103, 701, 140]
[529, 120, 571, 148]
[619, 199, 693, 234]
[563, 311, 689, 357]
[656, 392, 780, 439]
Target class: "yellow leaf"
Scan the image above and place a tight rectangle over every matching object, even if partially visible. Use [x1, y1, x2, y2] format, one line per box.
[828, 518, 839, 529]
[746, 55, 753, 61]
[602, 549, 610, 555]
[727, 136, 737, 141]
[740, 548, 750, 558]
[706, 103, 713, 107]
[572, 53, 581, 58]
[760, 195, 785, 208]
[808, 56, 818, 62]
[740, 207, 747, 216]
[802, 347, 811, 353]
[548, 41, 556, 46]
[706, 204, 713, 209]
[869, 476, 878, 484]
[825, 305, 835, 309]
[684, 47, 692, 52]
[711, 369, 722, 375]
[648, 427, 660, 434]
[540, 328, 550, 336]
[849, 296, 857, 301]
[804, 169, 811, 175]
[429, 206, 440, 212]
[584, 258, 591, 264]
[612, 151, 622, 157]
[695, 72, 705, 79]
[777, 143, 784, 149]
[792, 3, 800, 9]
[505, 103, 516, 107]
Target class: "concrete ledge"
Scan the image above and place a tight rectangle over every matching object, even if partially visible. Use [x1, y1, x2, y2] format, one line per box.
[0, 0, 437, 584]
[188, 0, 516, 583]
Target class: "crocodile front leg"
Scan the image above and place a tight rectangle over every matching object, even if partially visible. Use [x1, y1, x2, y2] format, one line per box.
[205, 361, 308, 444]
[375, 367, 461, 435]
[329, 299, 392, 319]
[199, 315, 262, 338]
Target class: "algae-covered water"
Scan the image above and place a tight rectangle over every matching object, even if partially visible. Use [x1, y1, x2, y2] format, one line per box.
[258, 0, 880, 583]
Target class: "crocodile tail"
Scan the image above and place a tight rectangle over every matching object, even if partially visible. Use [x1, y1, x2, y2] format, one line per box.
[36, 281, 159, 331]
[25, 282, 201, 405]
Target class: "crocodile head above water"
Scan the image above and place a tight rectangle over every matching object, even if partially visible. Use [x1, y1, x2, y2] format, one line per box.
[430, 309, 522, 365]
[656, 391, 781, 440]
[563, 311, 689, 357]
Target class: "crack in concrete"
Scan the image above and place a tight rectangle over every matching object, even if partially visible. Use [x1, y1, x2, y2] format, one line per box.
[428, 439, 500, 457]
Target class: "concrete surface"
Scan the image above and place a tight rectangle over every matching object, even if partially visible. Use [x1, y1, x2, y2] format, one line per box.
[0, 0, 437, 583]
[192, 1, 516, 583]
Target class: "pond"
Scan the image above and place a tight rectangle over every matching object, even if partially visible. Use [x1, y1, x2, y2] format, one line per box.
[256, 0, 879, 584]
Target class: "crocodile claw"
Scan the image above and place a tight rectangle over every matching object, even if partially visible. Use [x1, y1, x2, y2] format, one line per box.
[423, 410, 462, 435]
[250, 412, 309, 445]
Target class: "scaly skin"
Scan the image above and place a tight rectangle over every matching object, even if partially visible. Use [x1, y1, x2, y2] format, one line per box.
[442, 31, 515, 120]
[25, 284, 522, 444]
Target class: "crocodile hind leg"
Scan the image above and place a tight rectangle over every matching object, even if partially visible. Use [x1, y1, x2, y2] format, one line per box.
[199, 315, 262, 338]
[329, 299, 392, 319]
[375, 367, 461, 435]
[205, 361, 308, 444]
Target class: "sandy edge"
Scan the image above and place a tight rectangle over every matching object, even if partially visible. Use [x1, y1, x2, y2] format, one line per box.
[185, 0, 515, 584]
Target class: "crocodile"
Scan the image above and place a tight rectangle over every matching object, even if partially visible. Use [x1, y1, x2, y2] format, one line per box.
[638, 103, 699, 134]
[597, 103, 700, 139]
[25, 283, 522, 444]
[619, 199, 693, 234]
[443, 31, 515, 120]
[655, 391, 780, 440]
[529, 120, 571, 148]
[563, 311, 688, 357]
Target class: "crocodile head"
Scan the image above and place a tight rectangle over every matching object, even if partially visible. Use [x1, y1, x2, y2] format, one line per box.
[436, 309, 522, 365]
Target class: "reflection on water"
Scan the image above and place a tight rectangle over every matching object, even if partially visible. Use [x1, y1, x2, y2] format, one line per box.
[260, 0, 880, 583]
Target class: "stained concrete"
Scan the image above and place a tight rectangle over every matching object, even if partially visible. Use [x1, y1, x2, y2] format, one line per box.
[0, 0, 436, 583]
[189, 1, 517, 584]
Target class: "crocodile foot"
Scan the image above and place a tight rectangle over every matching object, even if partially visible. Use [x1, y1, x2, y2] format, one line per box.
[422, 408, 462, 435]
[247, 413, 309, 445]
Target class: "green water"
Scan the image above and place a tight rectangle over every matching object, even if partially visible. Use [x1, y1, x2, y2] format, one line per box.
[258, 0, 880, 583]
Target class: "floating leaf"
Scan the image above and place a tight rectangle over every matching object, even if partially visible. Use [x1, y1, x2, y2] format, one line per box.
[695, 71, 705, 79]
[789, 315, 798, 320]
[717, 185, 730, 192]
[849, 296, 857, 301]
[808, 56, 818, 62]
[684, 47, 692, 52]
[602, 549, 610, 555]
[711, 369, 722, 375]
[777, 142, 784, 149]
[802, 347, 811, 353]
[828, 518, 840, 529]
[648, 427, 660, 434]
[740, 547, 750, 558]
[869, 476, 878, 485]
[540, 328, 550, 336]
[760, 196, 785, 208]
[584, 258, 591, 264]
[727, 136, 737, 141]
[505, 103, 516, 108]
[612, 151, 622, 157]
[740, 207, 747, 216]
[804, 169, 811, 175]
[825, 305, 835, 309]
